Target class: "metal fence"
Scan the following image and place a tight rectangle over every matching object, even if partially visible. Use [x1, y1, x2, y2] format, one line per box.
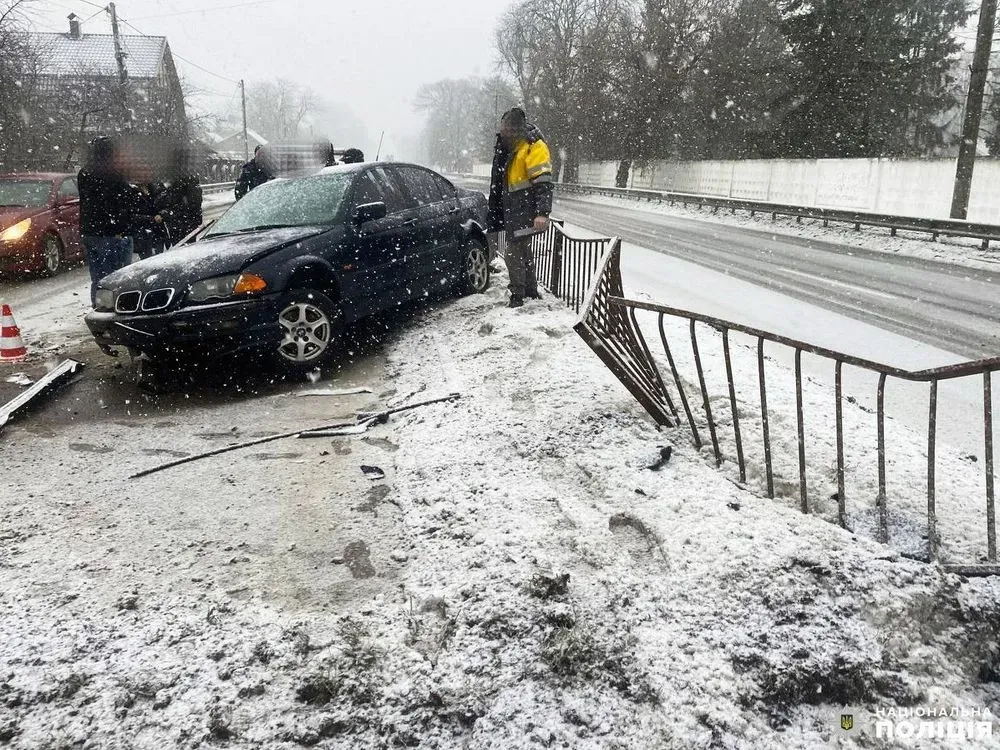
[574, 240, 1000, 576]
[491, 220, 621, 315]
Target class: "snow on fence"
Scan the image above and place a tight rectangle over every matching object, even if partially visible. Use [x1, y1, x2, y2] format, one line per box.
[472, 157, 1000, 224]
[574, 240, 1000, 575]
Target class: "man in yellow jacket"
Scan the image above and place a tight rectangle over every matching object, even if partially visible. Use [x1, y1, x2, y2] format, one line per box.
[487, 108, 554, 308]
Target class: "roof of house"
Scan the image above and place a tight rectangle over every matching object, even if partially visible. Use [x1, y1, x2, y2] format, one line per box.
[29, 33, 169, 79]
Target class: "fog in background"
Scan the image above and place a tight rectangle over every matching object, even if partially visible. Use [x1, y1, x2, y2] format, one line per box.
[27, 0, 511, 161]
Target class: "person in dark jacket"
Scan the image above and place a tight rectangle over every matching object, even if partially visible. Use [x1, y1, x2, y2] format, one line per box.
[234, 145, 273, 200]
[487, 108, 553, 308]
[78, 136, 137, 305]
[158, 157, 203, 246]
[340, 148, 364, 164]
[132, 182, 167, 259]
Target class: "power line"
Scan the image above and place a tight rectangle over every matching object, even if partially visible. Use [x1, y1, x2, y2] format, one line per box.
[119, 18, 240, 84]
[129, 0, 280, 21]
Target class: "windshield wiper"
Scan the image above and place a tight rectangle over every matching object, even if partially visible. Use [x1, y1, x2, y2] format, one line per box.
[0, 204, 26, 208]
[234, 223, 300, 233]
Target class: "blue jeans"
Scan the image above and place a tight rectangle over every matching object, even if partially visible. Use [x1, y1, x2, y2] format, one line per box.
[83, 236, 133, 306]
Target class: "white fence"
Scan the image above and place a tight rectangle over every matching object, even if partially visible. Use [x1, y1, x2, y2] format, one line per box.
[472, 157, 1000, 224]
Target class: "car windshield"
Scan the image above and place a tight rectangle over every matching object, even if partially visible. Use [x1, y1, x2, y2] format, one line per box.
[0, 179, 51, 207]
[205, 174, 351, 237]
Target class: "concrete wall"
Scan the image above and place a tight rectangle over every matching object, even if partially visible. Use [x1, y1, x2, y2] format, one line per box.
[472, 157, 1000, 223]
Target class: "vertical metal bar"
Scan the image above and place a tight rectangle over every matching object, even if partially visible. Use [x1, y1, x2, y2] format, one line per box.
[659, 314, 702, 448]
[550, 230, 563, 297]
[928, 380, 938, 561]
[877, 373, 889, 544]
[628, 307, 679, 423]
[758, 338, 774, 498]
[691, 320, 722, 466]
[986, 373, 996, 562]
[722, 330, 746, 482]
[795, 349, 808, 513]
[836, 361, 846, 527]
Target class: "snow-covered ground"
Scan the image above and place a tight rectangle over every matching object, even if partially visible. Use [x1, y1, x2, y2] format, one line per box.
[2, 261, 998, 748]
[571, 191, 1000, 273]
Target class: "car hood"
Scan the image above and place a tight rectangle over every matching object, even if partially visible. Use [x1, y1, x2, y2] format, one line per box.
[0, 206, 44, 229]
[100, 226, 329, 291]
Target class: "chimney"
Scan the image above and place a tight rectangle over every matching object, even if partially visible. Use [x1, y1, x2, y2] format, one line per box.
[68, 13, 81, 39]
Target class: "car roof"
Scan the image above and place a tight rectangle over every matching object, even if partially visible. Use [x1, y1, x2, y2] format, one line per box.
[0, 172, 73, 182]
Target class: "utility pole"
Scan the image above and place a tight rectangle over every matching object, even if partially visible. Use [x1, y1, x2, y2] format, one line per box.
[240, 79, 249, 162]
[107, 2, 131, 125]
[951, 0, 997, 220]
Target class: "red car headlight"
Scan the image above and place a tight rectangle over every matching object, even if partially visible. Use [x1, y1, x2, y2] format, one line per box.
[0, 218, 31, 242]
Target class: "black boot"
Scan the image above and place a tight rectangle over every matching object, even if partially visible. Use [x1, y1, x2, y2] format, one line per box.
[508, 294, 524, 308]
[525, 289, 542, 300]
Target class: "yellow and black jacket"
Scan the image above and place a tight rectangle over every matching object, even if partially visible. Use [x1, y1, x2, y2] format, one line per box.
[487, 125, 554, 238]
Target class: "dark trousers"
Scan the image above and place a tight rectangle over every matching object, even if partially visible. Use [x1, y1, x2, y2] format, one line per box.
[83, 236, 132, 306]
[504, 235, 538, 298]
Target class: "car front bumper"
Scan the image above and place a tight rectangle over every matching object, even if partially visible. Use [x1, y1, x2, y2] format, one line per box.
[85, 294, 283, 360]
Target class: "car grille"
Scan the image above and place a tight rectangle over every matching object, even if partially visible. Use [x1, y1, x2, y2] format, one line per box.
[141, 288, 175, 312]
[115, 291, 141, 313]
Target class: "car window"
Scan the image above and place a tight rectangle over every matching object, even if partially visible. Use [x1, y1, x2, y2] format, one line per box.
[350, 172, 384, 208]
[58, 178, 78, 199]
[369, 167, 410, 214]
[397, 167, 444, 206]
[206, 173, 351, 237]
[433, 174, 456, 201]
[0, 179, 52, 208]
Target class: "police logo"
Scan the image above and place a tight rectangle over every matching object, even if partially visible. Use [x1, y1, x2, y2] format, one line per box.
[841, 714, 854, 731]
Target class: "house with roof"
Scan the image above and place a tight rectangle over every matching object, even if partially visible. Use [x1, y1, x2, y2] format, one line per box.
[28, 14, 187, 140]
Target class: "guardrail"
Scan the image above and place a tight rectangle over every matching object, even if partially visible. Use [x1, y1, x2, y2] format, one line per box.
[202, 181, 236, 195]
[454, 174, 1000, 250]
[574, 240, 1000, 575]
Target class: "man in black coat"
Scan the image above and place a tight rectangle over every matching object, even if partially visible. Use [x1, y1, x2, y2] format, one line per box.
[78, 136, 137, 306]
[234, 145, 273, 200]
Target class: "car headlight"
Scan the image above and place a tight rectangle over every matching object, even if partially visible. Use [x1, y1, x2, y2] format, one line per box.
[0, 218, 31, 242]
[188, 274, 238, 303]
[94, 289, 115, 312]
[187, 273, 266, 303]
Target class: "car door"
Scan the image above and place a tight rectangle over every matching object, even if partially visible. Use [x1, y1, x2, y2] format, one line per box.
[53, 178, 82, 259]
[393, 166, 462, 295]
[340, 167, 416, 319]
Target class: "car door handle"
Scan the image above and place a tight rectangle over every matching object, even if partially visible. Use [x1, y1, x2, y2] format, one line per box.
[402, 218, 418, 227]
[448, 207, 460, 215]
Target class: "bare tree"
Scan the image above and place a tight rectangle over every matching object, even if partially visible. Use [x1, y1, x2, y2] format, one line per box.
[244, 78, 319, 140]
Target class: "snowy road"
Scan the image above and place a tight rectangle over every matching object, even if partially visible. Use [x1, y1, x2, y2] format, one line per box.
[551, 195, 1000, 361]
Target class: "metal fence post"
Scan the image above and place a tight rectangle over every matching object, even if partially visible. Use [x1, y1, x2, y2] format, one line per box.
[550, 229, 564, 296]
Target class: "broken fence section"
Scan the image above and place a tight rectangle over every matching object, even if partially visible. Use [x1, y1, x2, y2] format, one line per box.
[574, 241, 1000, 575]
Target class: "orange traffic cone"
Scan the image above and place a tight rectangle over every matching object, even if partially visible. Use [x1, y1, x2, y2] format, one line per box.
[1, 303, 27, 362]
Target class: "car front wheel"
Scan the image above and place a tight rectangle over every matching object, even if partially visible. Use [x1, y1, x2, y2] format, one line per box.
[458, 238, 490, 295]
[42, 234, 63, 276]
[275, 289, 342, 374]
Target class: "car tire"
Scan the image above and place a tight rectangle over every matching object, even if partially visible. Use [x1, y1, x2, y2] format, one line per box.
[274, 288, 343, 375]
[41, 234, 63, 277]
[457, 237, 491, 296]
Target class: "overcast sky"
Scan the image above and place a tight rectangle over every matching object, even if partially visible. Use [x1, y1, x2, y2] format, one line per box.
[28, 0, 514, 159]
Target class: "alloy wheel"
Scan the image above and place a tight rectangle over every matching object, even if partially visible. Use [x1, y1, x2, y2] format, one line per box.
[278, 301, 333, 363]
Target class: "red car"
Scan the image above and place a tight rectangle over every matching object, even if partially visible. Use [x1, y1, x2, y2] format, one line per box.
[0, 173, 84, 276]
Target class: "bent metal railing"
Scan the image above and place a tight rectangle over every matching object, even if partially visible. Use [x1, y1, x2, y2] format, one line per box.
[492, 220, 624, 315]
[574, 241, 1000, 576]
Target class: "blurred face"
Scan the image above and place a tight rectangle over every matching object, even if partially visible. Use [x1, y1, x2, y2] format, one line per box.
[500, 119, 520, 147]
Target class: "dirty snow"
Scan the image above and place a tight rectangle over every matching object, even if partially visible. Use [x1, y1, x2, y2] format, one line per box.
[2, 257, 998, 748]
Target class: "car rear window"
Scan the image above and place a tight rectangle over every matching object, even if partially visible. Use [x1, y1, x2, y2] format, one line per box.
[0, 180, 51, 208]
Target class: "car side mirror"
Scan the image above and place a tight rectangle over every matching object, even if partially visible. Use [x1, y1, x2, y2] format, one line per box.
[351, 202, 387, 228]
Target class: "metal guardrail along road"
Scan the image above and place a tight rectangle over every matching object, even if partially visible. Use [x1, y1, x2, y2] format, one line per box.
[456, 173, 1000, 249]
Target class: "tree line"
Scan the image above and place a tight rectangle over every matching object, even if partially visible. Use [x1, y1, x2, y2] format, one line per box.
[417, 0, 982, 179]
